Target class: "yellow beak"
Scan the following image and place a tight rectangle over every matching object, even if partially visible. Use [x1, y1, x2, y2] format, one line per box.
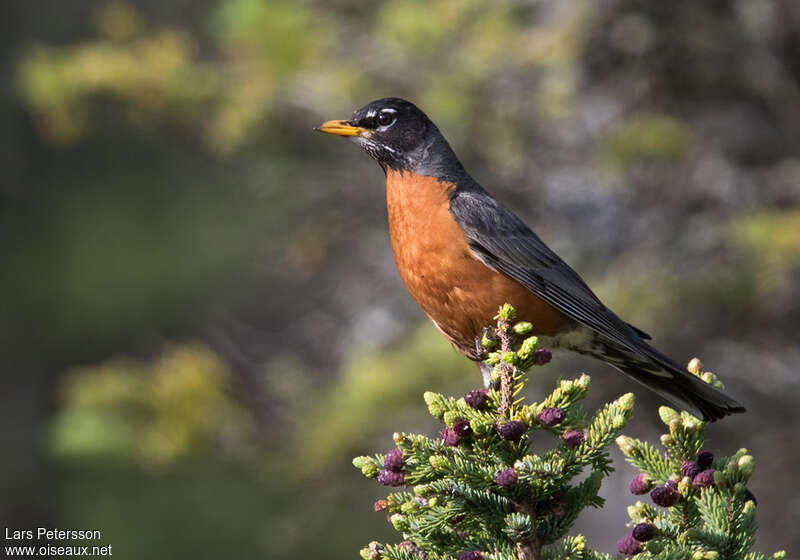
[315, 120, 367, 137]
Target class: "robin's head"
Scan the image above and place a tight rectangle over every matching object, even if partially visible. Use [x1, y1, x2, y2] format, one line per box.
[316, 97, 462, 177]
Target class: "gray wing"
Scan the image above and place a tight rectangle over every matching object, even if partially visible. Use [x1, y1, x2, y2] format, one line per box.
[449, 187, 651, 350]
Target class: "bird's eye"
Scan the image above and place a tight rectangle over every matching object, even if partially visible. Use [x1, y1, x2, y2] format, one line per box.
[377, 110, 396, 127]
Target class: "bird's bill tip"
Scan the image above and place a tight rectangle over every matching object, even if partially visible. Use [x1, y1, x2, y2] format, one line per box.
[315, 120, 366, 137]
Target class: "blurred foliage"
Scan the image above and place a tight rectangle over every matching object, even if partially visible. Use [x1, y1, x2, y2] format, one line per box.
[16, 0, 590, 155]
[599, 114, 693, 170]
[49, 343, 257, 468]
[49, 323, 471, 475]
[20, 8, 218, 145]
[3, 0, 800, 558]
[299, 324, 468, 472]
[732, 209, 800, 293]
[18, 0, 330, 151]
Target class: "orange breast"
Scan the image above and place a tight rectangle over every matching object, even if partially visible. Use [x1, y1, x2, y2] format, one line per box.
[385, 170, 567, 359]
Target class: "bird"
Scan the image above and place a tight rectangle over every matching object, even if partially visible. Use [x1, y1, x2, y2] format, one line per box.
[316, 97, 745, 421]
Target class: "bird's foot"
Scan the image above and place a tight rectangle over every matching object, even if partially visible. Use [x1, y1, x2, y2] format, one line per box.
[474, 326, 493, 360]
[479, 361, 497, 390]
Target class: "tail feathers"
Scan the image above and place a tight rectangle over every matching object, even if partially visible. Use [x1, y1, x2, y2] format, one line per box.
[591, 340, 745, 422]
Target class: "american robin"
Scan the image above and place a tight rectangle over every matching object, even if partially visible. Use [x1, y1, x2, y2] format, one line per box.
[316, 97, 744, 421]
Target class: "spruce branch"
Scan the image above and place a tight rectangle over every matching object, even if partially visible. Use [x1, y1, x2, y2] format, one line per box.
[354, 309, 786, 560]
[614, 359, 785, 560]
[355, 304, 633, 560]
[494, 304, 517, 418]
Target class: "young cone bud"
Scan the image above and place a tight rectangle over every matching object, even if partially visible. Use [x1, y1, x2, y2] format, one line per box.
[513, 321, 533, 335]
[384, 448, 405, 472]
[439, 427, 457, 446]
[659, 406, 680, 424]
[563, 430, 585, 448]
[617, 435, 636, 455]
[353, 456, 380, 478]
[693, 469, 716, 488]
[696, 450, 714, 470]
[737, 455, 755, 477]
[496, 304, 515, 321]
[377, 469, 406, 487]
[495, 468, 518, 488]
[498, 420, 527, 442]
[632, 523, 656, 542]
[501, 351, 517, 364]
[533, 348, 552, 365]
[423, 392, 445, 419]
[452, 418, 472, 438]
[374, 499, 389, 512]
[629, 473, 652, 495]
[390, 513, 408, 532]
[651, 483, 679, 507]
[681, 461, 701, 480]
[537, 407, 565, 426]
[617, 535, 643, 555]
[687, 358, 704, 375]
[464, 389, 489, 410]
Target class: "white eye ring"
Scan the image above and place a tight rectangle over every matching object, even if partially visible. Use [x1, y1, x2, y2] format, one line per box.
[377, 109, 397, 127]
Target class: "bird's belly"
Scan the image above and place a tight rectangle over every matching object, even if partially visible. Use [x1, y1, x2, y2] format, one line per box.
[386, 171, 567, 358]
[404, 255, 567, 357]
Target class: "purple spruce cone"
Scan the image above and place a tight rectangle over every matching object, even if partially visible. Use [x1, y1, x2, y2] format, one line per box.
[563, 430, 585, 448]
[440, 427, 461, 446]
[617, 535, 643, 555]
[464, 389, 490, 410]
[377, 469, 405, 487]
[533, 348, 552, 365]
[537, 407, 565, 426]
[696, 450, 714, 470]
[384, 448, 405, 471]
[495, 468, 518, 488]
[498, 420, 527, 442]
[681, 461, 701, 480]
[632, 523, 656, 542]
[452, 418, 472, 438]
[650, 483, 679, 507]
[693, 469, 716, 488]
[629, 473, 652, 495]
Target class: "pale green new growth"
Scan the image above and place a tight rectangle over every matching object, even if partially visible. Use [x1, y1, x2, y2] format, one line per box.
[354, 305, 785, 560]
[355, 305, 633, 560]
[617, 402, 784, 560]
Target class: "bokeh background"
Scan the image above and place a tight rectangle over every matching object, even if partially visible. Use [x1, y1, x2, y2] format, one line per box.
[2, 0, 799, 557]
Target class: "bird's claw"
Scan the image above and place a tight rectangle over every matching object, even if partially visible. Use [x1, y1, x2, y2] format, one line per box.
[479, 362, 495, 389]
[474, 326, 492, 360]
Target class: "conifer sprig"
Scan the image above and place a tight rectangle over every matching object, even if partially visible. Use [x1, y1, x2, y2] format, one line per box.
[614, 360, 785, 560]
[353, 307, 785, 560]
[354, 305, 634, 560]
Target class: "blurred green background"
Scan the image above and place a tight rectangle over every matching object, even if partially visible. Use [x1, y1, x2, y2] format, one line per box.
[2, 0, 799, 557]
